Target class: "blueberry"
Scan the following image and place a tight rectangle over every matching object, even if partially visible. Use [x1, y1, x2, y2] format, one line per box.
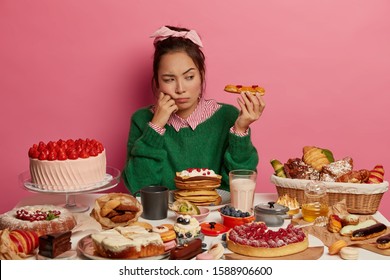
[177, 217, 184, 223]
[202, 242, 207, 248]
[185, 232, 192, 238]
[183, 218, 190, 225]
[240, 212, 246, 217]
[178, 233, 184, 238]
[221, 233, 227, 241]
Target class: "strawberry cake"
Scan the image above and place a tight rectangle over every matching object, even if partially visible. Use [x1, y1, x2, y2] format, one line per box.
[227, 223, 308, 257]
[0, 205, 77, 237]
[28, 138, 106, 191]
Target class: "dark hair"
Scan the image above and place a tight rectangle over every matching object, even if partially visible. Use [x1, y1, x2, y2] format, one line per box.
[152, 26, 206, 95]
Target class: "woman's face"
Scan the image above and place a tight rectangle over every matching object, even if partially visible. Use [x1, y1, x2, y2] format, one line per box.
[157, 51, 202, 118]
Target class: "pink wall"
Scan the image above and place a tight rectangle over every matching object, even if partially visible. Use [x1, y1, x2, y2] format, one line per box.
[0, 0, 389, 219]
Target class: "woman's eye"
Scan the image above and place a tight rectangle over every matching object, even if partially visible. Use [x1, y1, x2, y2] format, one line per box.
[185, 75, 194, 80]
[163, 78, 174, 83]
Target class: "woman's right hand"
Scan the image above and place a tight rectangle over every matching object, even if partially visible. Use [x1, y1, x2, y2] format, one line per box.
[151, 92, 178, 128]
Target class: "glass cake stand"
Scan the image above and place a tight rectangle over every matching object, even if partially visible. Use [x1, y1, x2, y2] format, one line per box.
[19, 166, 121, 213]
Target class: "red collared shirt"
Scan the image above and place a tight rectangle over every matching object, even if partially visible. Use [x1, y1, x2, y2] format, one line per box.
[149, 98, 248, 136]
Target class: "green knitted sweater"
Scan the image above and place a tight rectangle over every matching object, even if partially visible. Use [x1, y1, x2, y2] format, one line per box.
[122, 103, 259, 194]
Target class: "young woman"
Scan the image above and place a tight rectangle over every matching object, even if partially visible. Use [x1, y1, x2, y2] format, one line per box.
[122, 25, 266, 194]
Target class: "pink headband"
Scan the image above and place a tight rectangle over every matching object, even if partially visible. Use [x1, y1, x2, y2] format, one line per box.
[150, 26, 203, 48]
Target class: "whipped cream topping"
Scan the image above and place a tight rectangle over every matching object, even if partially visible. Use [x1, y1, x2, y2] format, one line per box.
[174, 215, 201, 238]
[179, 168, 217, 177]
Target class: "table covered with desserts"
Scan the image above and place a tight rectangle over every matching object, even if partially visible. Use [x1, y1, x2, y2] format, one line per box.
[10, 192, 390, 260]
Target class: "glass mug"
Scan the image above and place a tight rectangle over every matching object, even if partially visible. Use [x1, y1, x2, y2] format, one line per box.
[229, 170, 257, 212]
[301, 181, 329, 222]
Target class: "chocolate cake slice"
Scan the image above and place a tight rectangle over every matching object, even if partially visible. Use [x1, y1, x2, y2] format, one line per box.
[39, 231, 72, 258]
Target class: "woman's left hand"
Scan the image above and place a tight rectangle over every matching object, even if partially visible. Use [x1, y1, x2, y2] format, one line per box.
[234, 91, 266, 133]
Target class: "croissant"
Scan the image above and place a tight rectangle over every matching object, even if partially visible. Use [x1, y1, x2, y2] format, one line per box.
[368, 165, 385, 184]
[302, 146, 333, 171]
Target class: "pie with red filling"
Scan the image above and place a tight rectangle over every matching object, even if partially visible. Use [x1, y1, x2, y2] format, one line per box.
[227, 223, 308, 257]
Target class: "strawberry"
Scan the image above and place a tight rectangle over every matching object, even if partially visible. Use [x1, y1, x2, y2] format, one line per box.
[28, 148, 40, 158]
[37, 141, 46, 152]
[66, 148, 78, 160]
[47, 150, 57, 161]
[66, 139, 75, 147]
[89, 147, 98, 157]
[38, 150, 48, 160]
[79, 149, 89, 158]
[47, 141, 57, 151]
[57, 151, 67, 160]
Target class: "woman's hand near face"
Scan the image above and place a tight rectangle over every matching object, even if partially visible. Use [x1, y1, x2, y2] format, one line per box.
[151, 92, 178, 128]
[234, 92, 266, 133]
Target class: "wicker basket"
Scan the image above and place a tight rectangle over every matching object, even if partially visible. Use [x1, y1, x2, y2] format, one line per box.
[270, 175, 388, 215]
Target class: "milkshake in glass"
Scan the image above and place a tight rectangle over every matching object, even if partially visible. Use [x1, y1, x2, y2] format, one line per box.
[229, 170, 257, 212]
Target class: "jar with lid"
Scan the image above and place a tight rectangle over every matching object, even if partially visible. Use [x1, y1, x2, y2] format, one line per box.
[254, 202, 289, 227]
[301, 181, 329, 222]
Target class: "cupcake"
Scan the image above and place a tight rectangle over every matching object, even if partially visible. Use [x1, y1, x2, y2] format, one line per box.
[174, 214, 201, 244]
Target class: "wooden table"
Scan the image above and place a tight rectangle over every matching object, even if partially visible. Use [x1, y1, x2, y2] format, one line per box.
[14, 192, 390, 260]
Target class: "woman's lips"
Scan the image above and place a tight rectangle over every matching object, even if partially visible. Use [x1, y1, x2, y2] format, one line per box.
[175, 98, 189, 104]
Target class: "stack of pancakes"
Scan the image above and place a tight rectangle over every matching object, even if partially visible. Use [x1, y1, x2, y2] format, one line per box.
[174, 169, 222, 206]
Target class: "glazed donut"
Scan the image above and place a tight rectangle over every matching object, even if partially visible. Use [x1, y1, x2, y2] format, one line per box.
[376, 233, 390, 249]
[224, 84, 265, 96]
[351, 223, 387, 241]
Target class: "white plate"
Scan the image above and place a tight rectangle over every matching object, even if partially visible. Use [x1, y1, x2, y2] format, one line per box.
[169, 189, 231, 211]
[77, 235, 170, 260]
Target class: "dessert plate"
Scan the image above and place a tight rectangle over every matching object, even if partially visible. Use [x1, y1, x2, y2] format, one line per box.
[169, 189, 231, 211]
[77, 235, 170, 260]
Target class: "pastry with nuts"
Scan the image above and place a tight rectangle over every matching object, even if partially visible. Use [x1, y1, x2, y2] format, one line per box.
[90, 193, 142, 229]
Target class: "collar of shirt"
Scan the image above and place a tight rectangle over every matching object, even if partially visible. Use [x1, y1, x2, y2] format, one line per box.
[152, 98, 221, 132]
[169, 98, 221, 132]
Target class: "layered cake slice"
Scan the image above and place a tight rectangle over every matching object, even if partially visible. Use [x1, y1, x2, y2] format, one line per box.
[38, 231, 72, 258]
